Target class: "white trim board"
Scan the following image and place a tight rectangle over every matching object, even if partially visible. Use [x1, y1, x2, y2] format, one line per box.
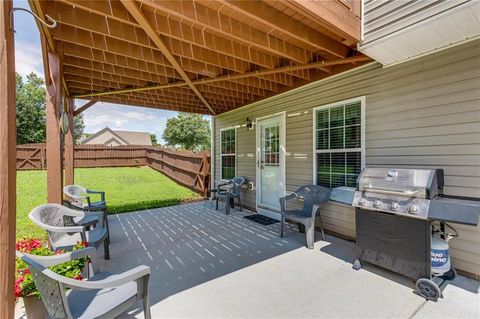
[255, 111, 286, 220]
[312, 96, 366, 185]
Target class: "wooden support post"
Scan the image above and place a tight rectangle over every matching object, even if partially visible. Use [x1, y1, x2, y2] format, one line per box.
[45, 50, 63, 203]
[0, 1, 17, 318]
[64, 97, 75, 186]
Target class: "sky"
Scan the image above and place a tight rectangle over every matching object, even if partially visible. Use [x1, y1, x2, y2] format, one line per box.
[12, 0, 197, 144]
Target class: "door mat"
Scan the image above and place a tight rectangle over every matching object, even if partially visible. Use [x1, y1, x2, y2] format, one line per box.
[244, 214, 279, 226]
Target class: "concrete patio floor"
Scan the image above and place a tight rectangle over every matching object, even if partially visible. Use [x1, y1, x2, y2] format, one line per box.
[15, 202, 479, 319]
[93, 202, 479, 319]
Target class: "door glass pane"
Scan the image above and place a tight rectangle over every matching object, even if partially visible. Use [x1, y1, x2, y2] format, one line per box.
[222, 155, 235, 179]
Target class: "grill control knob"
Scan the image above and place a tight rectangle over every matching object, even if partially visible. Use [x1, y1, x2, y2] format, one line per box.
[408, 205, 419, 214]
[390, 201, 399, 211]
[373, 200, 382, 208]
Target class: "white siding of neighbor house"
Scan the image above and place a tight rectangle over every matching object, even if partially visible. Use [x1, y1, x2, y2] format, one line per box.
[82, 130, 128, 146]
[213, 40, 480, 276]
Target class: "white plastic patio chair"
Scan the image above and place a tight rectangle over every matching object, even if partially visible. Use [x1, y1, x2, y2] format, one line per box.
[63, 184, 110, 242]
[17, 247, 151, 319]
[29, 203, 110, 259]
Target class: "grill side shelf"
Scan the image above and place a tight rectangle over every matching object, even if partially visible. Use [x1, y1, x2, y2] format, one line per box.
[429, 198, 480, 226]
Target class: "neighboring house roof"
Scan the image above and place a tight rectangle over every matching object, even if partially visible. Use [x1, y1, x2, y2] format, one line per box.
[114, 130, 152, 145]
[81, 127, 152, 146]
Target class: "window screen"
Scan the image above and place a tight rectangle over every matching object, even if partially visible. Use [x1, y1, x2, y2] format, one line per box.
[220, 128, 236, 180]
[314, 100, 363, 188]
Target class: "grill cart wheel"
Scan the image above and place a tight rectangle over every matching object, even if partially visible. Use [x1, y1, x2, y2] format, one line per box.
[415, 278, 441, 301]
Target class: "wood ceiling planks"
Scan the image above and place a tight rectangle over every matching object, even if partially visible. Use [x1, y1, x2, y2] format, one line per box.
[32, 0, 369, 115]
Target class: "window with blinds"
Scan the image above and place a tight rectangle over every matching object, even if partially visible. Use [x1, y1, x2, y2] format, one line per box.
[314, 98, 364, 188]
[220, 128, 236, 180]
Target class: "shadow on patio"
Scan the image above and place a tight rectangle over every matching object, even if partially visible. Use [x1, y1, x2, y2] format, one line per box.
[99, 202, 479, 319]
[102, 202, 306, 315]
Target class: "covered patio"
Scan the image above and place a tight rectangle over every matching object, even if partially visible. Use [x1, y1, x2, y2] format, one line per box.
[16, 202, 479, 318]
[2, 1, 480, 318]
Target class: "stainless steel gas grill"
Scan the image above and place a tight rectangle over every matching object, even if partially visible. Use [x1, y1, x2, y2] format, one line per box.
[350, 167, 479, 301]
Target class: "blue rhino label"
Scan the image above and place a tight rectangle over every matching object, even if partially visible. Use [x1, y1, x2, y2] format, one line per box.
[431, 249, 449, 268]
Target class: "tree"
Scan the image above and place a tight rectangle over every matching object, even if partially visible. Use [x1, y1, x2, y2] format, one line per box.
[16, 72, 46, 144]
[162, 113, 210, 150]
[150, 133, 158, 146]
[73, 113, 85, 144]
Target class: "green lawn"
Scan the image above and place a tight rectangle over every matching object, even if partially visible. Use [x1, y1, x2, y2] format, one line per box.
[16, 167, 200, 239]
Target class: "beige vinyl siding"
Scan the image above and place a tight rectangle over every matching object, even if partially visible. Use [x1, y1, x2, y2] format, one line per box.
[213, 40, 480, 276]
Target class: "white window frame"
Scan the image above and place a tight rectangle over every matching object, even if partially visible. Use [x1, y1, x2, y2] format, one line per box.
[312, 96, 366, 186]
[219, 127, 237, 181]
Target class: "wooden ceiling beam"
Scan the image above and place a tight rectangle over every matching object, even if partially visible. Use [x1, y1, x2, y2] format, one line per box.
[50, 0, 280, 70]
[64, 66, 149, 88]
[284, 0, 361, 43]
[74, 55, 370, 99]
[68, 81, 237, 111]
[140, 0, 313, 64]
[218, 0, 350, 58]
[57, 29, 294, 88]
[52, 23, 252, 76]
[122, 0, 223, 115]
[74, 100, 96, 116]
[29, 0, 70, 96]
[90, 96, 209, 114]
[60, 42, 178, 80]
[63, 55, 176, 84]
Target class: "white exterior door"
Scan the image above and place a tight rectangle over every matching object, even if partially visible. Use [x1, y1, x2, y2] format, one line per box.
[256, 114, 285, 219]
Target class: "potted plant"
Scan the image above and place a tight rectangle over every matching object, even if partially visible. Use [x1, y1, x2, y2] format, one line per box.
[15, 238, 88, 319]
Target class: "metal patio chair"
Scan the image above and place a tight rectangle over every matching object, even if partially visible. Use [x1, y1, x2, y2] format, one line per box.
[279, 185, 330, 249]
[17, 247, 151, 319]
[29, 203, 110, 259]
[63, 184, 110, 243]
[216, 176, 247, 215]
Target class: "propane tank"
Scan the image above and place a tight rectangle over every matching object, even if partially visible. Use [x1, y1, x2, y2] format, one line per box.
[431, 232, 450, 276]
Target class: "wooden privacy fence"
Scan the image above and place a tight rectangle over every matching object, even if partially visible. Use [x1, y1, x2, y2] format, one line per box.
[16, 144, 211, 195]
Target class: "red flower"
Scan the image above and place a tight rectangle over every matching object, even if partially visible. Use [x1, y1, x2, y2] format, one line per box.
[15, 284, 23, 298]
[73, 275, 83, 281]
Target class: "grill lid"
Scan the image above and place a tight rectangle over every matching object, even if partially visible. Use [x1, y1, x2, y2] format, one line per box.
[357, 168, 443, 199]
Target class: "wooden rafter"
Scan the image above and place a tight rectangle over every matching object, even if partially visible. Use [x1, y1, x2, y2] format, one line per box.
[74, 56, 371, 99]
[285, 0, 361, 43]
[29, 0, 368, 115]
[218, 0, 350, 58]
[74, 100, 97, 116]
[120, 0, 216, 115]
[29, 0, 70, 96]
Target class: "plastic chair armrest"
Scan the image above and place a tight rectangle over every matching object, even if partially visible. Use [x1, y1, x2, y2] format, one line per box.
[53, 265, 151, 290]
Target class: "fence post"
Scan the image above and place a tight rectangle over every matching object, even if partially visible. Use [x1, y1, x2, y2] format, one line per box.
[202, 152, 210, 197]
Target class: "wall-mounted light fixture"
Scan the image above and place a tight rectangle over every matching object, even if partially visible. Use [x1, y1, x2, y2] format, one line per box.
[245, 118, 254, 130]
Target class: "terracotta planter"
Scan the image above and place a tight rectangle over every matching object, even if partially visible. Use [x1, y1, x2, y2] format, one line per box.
[23, 296, 47, 319]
